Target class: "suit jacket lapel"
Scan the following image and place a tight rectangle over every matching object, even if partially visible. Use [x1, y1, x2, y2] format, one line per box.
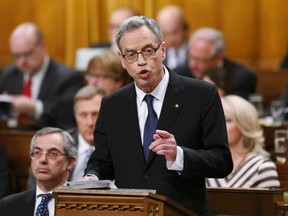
[38, 60, 53, 99]
[127, 86, 148, 166]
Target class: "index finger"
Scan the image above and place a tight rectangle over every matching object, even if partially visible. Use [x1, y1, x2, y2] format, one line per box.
[155, 129, 171, 139]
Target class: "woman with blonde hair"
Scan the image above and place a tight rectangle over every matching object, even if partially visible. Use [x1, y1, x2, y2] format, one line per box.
[206, 95, 280, 188]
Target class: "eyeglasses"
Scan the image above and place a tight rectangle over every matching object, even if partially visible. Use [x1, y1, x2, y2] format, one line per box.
[30, 150, 67, 160]
[122, 43, 162, 63]
[12, 42, 39, 60]
[189, 55, 217, 65]
[85, 74, 110, 81]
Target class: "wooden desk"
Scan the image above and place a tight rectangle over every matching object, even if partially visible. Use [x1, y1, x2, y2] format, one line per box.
[207, 187, 285, 216]
[0, 130, 34, 192]
[255, 69, 288, 107]
[53, 188, 196, 216]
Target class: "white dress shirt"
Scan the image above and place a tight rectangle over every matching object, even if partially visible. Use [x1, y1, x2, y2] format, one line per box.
[135, 66, 183, 171]
[166, 42, 188, 70]
[34, 186, 54, 216]
[71, 134, 95, 181]
[23, 55, 50, 119]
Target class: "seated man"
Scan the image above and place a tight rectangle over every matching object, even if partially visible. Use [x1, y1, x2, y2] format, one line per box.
[156, 5, 189, 70]
[27, 85, 107, 188]
[0, 22, 84, 125]
[175, 27, 257, 99]
[90, 6, 139, 52]
[24, 49, 126, 130]
[0, 127, 77, 215]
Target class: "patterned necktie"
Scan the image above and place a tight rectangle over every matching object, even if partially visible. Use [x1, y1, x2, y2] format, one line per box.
[22, 76, 32, 97]
[35, 193, 52, 216]
[143, 94, 158, 160]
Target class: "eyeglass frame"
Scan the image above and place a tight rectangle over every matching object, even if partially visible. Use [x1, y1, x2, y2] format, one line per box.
[12, 41, 40, 60]
[121, 43, 162, 63]
[188, 53, 219, 65]
[30, 149, 68, 160]
[85, 74, 110, 81]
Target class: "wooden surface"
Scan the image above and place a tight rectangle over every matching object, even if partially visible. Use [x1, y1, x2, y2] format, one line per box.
[255, 69, 288, 108]
[0, 130, 34, 192]
[207, 187, 285, 216]
[53, 188, 196, 216]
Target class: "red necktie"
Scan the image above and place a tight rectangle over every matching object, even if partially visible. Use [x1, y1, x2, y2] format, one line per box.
[22, 76, 32, 97]
[20, 76, 32, 122]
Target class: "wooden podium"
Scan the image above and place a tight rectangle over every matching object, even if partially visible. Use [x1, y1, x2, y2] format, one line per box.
[53, 188, 196, 216]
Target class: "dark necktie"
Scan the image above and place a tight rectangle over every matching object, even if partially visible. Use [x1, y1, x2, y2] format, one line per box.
[35, 193, 52, 216]
[22, 76, 32, 97]
[143, 94, 158, 160]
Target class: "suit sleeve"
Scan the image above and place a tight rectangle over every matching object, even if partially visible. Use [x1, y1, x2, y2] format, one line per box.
[181, 86, 233, 178]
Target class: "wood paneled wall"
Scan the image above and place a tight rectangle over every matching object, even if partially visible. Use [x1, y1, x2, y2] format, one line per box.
[0, 0, 287, 70]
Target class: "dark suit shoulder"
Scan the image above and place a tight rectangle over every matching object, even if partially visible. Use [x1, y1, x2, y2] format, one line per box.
[0, 65, 23, 94]
[0, 189, 35, 215]
[223, 58, 255, 76]
[47, 59, 76, 76]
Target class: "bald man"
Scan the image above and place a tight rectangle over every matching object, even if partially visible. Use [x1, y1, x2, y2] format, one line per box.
[176, 27, 257, 99]
[91, 7, 138, 52]
[0, 22, 84, 125]
[157, 5, 189, 70]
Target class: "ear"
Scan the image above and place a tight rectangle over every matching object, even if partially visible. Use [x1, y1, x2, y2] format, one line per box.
[161, 41, 166, 62]
[215, 52, 225, 62]
[118, 51, 127, 69]
[67, 156, 76, 171]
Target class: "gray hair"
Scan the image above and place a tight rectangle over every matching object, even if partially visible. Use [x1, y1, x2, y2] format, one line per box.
[116, 16, 162, 52]
[30, 127, 77, 158]
[74, 85, 107, 113]
[190, 27, 225, 57]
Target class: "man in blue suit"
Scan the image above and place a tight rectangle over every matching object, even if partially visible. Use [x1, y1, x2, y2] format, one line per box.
[82, 16, 233, 215]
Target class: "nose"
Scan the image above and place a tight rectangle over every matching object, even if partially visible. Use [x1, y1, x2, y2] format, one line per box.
[39, 152, 48, 162]
[87, 115, 97, 126]
[136, 53, 147, 65]
[189, 58, 198, 70]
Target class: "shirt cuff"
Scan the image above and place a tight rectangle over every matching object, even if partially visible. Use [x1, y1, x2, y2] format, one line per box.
[166, 146, 184, 171]
[34, 100, 44, 119]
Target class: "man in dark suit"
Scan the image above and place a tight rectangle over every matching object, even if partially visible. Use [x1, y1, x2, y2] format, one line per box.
[0, 127, 77, 215]
[27, 86, 107, 188]
[175, 27, 257, 99]
[157, 5, 189, 71]
[82, 16, 233, 215]
[90, 6, 138, 52]
[0, 22, 83, 124]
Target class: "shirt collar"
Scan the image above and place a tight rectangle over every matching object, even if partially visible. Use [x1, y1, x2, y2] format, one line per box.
[36, 185, 53, 198]
[135, 65, 169, 105]
[77, 133, 95, 154]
